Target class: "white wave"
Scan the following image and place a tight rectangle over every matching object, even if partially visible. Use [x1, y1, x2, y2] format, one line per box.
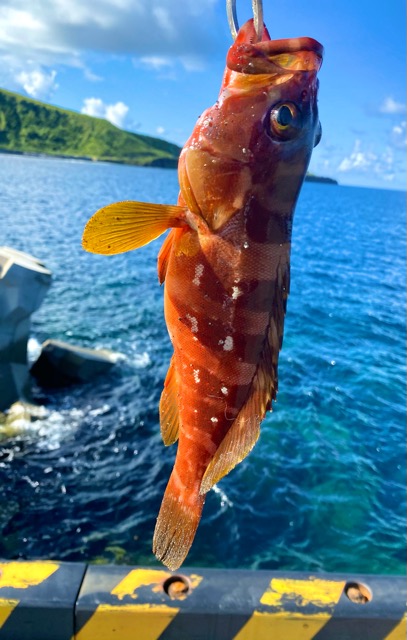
[212, 484, 234, 508]
[27, 337, 42, 364]
[121, 350, 151, 368]
[0, 401, 83, 450]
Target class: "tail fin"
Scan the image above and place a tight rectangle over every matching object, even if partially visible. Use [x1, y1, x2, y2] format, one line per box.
[153, 473, 205, 571]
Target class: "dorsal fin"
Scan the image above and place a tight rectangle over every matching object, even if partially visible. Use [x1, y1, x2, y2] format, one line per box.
[159, 355, 179, 446]
[200, 259, 290, 494]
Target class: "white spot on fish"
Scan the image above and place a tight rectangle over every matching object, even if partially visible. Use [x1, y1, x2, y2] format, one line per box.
[221, 386, 228, 396]
[192, 263, 204, 286]
[210, 417, 218, 423]
[218, 339, 224, 345]
[223, 336, 233, 351]
[186, 314, 198, 333]
[193, 336, 198, 342]
[232, 286, 242, 300]
[193, 369, 200, 383]
[243, 241, 249, 249]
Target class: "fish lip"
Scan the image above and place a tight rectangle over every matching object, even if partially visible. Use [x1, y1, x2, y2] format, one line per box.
[231, 20, 323, 60]
[227, 28, 324, 74]
[258, 37, 324, 59]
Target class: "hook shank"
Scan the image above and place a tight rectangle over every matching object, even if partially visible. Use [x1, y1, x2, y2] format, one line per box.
[226, 0, 264, 41]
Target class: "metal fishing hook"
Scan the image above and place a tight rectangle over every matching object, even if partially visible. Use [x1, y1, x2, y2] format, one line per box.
[226, 0, 264, 41]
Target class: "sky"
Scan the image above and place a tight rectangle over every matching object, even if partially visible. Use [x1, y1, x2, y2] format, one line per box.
[0, 0, 405, 190]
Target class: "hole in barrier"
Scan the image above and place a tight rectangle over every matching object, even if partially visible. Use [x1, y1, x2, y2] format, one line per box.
[344, 582, 372, 604]
[163, 575, 190, 600]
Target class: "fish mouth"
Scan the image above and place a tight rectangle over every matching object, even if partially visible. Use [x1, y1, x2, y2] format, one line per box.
[227, 20, 323, 74]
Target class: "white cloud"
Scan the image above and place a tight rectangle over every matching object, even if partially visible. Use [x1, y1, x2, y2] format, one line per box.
[391, 121, 406, 148]
[81, 97, 105, 118]
[156, 126, 165, 135]
[338, 139, 377, 172]
[379, 97, 406, 115]
[15, 68, 58, 99]
[337, 139, 405, 182]
[105, 102, 129, 128]
[81, 98, 129, 128]
[137, 54, 206, 73]
[139, 56, 173, 71]
[0, 0, 221, 71]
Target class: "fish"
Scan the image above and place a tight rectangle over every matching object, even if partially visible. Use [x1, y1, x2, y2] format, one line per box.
[82, 18, 323, 571]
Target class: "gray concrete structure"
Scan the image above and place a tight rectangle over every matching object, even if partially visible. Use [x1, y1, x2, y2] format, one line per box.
[0, 247, 52, 410]
[31, 339, 120, 386]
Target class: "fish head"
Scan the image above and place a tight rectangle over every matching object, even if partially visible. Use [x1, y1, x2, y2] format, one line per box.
[179, 19, 323, 230]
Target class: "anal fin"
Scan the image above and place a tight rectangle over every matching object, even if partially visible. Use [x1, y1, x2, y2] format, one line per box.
[159, 356, 179, 446]
[199, 387, 263, 495]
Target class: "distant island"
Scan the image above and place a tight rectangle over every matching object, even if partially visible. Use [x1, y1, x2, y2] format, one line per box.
[305, 174, 338, 185]
[0, 88, 337, 183]
[0, 88, 180, 168]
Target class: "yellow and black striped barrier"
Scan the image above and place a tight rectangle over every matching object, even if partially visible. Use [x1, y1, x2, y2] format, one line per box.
[0, 561, 405, 639]
[0, 560, 86, 639]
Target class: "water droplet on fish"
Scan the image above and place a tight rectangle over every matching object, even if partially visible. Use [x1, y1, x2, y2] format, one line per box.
[223, 336, 233, 351]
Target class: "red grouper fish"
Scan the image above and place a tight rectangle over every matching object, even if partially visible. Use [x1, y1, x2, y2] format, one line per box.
[82, 19, 323, 570]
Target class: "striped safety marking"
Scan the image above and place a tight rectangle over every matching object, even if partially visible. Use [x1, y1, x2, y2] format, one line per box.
[0, 562, 59, 629]
[385, 618, 407, 640]
[76, 567, 407, 640]
[233, 577, 346, 639]
[0, 561, 86, 640]
[75, 567, 203, 640]
[0, 562, 405, 639]
[233, 576, 407, 640]
[0, 600, 19, 630]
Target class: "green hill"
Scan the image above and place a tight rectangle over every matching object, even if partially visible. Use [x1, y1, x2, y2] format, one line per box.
[0, 88, 181, 168]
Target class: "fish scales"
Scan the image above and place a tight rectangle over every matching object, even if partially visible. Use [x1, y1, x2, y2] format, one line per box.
[82, 19, 323, 570]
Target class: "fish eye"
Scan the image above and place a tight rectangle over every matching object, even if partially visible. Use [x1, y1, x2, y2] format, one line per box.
[268, 102, 302, 140]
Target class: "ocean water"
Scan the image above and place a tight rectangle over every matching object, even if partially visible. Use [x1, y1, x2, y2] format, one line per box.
[0, 153, 405, 574]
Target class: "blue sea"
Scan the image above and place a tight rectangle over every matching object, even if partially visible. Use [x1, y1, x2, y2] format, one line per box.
[0, 153, 405, 574]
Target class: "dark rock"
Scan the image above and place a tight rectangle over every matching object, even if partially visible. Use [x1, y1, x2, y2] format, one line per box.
[31, 339, 120, 387]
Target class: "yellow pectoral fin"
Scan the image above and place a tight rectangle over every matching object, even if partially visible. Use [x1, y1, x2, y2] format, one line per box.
[82, 201, 188, 255]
